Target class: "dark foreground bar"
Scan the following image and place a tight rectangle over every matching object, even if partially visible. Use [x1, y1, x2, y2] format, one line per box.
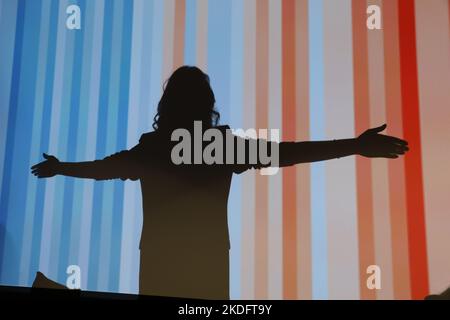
[0, 285, 447, 319]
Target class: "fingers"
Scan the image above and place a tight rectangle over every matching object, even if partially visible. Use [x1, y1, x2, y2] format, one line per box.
[31, 163, 47, 177]
[30, 160, 46, 170]
[382, 135, 408, 146]
[31, 153, 52, 169]
[386, 144, 408, 156]
[385, 153, 399, 159]
[31, 169, 49, 178]
[396, 145, 408, 153]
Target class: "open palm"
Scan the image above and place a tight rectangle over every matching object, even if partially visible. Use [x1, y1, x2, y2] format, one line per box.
[357, 124, 409, 158]
[31, 153, 60, 178]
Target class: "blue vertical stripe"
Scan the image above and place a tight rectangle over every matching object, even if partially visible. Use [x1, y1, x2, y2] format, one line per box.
[0, 0, 25, 282]
[19, 0, 52, 286]
[87, 0, 113, 291]
[77, 0, 104, 290]
[109, 0, 133, 293]
[28, 0, 59, 283]
[69, 0, 96, 274]
[48, 0, 76, 282]
[309, 0, 328, 299]
[0, 0, 42, 284]
[97, 0, 123, 291]
[57, 0, 86, 283]
[207, 0, 231, 124]
[0, 0, 18, 212]
[119, 0, 147, 294]
[184, 0, 196, 65]
[37, 0, 67, 277]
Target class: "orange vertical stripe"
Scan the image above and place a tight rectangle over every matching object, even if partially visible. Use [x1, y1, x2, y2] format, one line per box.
[398, 0, 429, 299]
[295, 0, 311, 300]
[351, 0, 375, 300]
[255, 0, 269, 299]
[382, 0, 411, 299]
[282, 0, 297, 300]
[367, 0, 394, 299]
[173, 0, 186, 68]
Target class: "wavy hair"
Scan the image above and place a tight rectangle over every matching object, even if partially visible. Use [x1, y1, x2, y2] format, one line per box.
[152, 66, 220, 132]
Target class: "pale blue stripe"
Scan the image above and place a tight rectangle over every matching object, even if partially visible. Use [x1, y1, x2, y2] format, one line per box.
[29, 0, 59, 283]
[57, 0, 88, 283]
[138, 0, 154, 135]
[69, 0, 96, 271]
[88, 0, 114, 290]
[207, 0, 232, 297]
[119, 0, 144, 294]
[77, 0, 104, 290]
[97, 0, 124, 292]
[148, 0, 164, 132]
[39, 0, 69, 277]
[309, 0, 328, 299]
[207, 0, 231, 124]
[125, 0, 163, 293]
[48, 0, 76, 283]
[184, 0, 196, 65]
[109, 0, 133, 292]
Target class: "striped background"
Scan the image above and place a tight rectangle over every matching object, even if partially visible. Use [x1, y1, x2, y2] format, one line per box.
[0, 0, 449, 299]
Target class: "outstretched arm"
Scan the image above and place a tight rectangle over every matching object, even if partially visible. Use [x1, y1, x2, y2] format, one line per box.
[31, 150, 140, 181]
[278, 124, 408, 167]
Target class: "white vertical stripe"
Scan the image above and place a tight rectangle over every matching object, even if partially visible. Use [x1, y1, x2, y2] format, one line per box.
[162, 0, 175, 81]
[196, 0, 208, 71]
[323, 0, 359, 299]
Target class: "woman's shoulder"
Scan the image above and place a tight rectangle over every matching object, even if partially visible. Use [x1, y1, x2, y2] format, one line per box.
[139, 131, 157, 143]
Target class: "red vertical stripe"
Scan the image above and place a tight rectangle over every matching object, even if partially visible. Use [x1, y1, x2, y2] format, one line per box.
[398, 0, 429, 299]
[282, 0, 297, 299]
[255, 0, 269, 299]
[351, 0, 375, 300]
[383, 0, 411, 299]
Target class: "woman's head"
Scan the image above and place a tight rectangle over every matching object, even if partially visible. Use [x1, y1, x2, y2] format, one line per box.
[152, 66, 220, 132]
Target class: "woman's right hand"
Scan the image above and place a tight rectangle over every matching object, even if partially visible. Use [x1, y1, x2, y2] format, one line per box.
[31, 153, 60, 178]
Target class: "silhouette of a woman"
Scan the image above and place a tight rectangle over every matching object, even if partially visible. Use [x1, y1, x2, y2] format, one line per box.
[31, 66, 408, 299]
